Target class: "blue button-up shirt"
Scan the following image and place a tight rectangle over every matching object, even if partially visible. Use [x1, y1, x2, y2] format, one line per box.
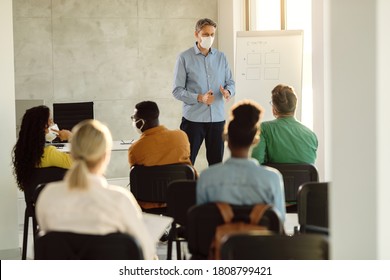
[196, 158, 286, 221]
[172, 42, 235, 123]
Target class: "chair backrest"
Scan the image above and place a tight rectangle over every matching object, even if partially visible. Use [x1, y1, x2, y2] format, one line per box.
[130, 164, 195, 203]
[53, 101, 94, 131]
[220, 233, 329, 260]
[187, 203, 284, 260]
[32, 183, 47, 207]
[23, 167, 67, 206]
[167, 180, 197, 227]
[264, 163, 319, 202]
[297, 182, 329, 233]
[35, 231, 144, 260]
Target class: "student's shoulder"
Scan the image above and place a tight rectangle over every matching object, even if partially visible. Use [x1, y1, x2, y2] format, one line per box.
[170, 128, 188, 138]
[262, 119, 278, 127]
[38, 180, 65, 199]
[106, 184, 130, 196]
[106, 185, 140, 208]
[164, 127, 188, 140]
[128, 137, 146, 150]
[259, 164, 282, 179]
[43, 145, 69, 159]
[199, 163, 224, 178]
[43, 145, 58, 153]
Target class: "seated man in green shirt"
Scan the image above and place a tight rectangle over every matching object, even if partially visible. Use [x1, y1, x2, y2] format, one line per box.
[251, 84, 318, 164]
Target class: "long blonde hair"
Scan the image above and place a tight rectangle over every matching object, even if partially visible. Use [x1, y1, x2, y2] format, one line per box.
[66, 119, 113, 189]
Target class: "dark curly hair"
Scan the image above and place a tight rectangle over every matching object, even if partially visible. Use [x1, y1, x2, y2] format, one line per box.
[227, 100, 263, 148]
[12, 105, 50, 190]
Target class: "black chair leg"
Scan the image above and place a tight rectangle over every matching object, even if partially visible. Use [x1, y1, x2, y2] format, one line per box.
[166, 222, 175, 260]
[32, 216, 39, 258]
[22, 209, 30, 260]
[167, 235, 173, 260]
[176, 240, 181, 260]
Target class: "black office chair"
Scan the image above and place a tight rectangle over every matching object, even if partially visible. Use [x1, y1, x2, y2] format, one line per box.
[35, 232, 144, 260]
[129, 164, 196, 215]
[53, 101, 94, 131]
[32, 183, 47, 206]
[220, 233, 329, 260]
[166, 180, 196, 260]
[21, 167, 67, 260]
[187, 203, 284, 260]
[297, 182, 329, 234]
[264, 163, 319, 212]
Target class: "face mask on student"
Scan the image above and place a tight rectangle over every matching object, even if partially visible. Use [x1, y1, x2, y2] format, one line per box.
[45, 123, 59, 142]
[132, 119, 145, 135]
[200, 36, 214, 49]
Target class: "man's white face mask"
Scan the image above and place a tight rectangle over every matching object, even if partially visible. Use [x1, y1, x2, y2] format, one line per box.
[45, 123, 59, 142]
[200, 36, 214, 49]
[132, 119, 145, 135]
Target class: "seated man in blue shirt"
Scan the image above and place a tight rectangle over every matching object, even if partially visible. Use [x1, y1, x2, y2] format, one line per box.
[172, 18, 235, 166]
[196, 100, 286, 221]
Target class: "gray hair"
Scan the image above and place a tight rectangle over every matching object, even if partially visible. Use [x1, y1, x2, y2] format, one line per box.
[195, 18, 217, 32]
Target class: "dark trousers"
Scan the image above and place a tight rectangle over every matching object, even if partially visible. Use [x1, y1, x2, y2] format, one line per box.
[180, 117, 225, 166]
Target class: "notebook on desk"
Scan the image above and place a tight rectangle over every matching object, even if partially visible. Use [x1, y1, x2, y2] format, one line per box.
[142, 213, 173, 242]
[50, 143, 65, 148]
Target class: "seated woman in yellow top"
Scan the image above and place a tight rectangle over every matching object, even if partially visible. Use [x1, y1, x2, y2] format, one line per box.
[12, 105, 73, 196]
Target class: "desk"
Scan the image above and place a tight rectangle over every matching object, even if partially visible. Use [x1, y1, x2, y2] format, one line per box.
[284, 213, 299, 235]
[54, 140, 133, 153]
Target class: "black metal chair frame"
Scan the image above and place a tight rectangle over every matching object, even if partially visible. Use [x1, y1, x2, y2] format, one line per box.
[129, 164, 195, 215]
[264, 163, 319, 212]
[220, 233, 329, 260]
[187, 203, 284, 260]
[35, 231, 144, 260]
[297, 182, 329, 234]
[166, 179, 197, 260]
[21, 167, 67, 260]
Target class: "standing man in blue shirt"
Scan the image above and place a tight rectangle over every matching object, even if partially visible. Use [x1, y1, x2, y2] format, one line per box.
[172, 18, 235, 165]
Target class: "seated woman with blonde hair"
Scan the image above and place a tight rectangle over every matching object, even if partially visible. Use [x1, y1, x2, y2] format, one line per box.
[36, 119, 156, 259]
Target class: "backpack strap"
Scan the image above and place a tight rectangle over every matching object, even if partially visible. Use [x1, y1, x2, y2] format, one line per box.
[215, 202, 234, 223]
[249, 204, 271, 224]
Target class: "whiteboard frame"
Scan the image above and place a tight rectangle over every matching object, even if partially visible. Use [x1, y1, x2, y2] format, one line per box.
[235, 30, 304, 121]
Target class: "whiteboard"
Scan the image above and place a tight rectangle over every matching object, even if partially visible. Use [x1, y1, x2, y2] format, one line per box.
[235, 30, 303, 121]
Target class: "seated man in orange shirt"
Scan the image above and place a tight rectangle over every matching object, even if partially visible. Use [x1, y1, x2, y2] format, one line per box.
[128, 101, 195, 211]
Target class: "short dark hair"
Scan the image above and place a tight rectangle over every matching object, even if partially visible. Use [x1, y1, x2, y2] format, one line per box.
[195, 18, 217, 32]
[227, 100, 262, 148]
[271, 84, 297, 114]
[135, 101, 159, 121]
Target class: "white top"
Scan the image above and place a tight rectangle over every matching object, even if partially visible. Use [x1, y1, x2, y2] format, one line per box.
[36, 174, 156, 259]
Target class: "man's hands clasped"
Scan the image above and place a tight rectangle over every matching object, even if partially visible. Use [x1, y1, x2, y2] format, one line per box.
[198, 85, 230, 105]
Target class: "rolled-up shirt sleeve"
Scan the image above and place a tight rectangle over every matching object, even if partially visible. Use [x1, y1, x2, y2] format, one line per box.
[172, 55, 199, 105]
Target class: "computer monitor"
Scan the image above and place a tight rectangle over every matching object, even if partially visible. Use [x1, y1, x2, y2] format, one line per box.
[53, 101, 94, 131]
